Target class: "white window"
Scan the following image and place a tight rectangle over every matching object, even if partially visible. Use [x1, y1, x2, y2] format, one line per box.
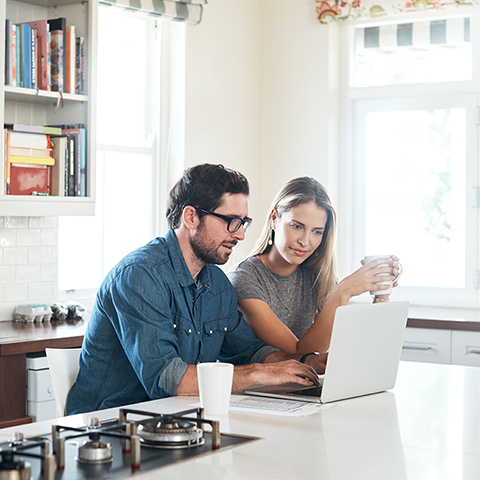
[341, 9, 480, 307]
[58, 7, 164, 298]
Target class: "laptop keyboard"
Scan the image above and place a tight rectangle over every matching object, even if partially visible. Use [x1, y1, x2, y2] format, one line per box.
[287, 385, 323, 397]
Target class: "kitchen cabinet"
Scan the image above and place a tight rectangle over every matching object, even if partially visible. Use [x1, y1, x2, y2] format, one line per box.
[0, 320, 86, 428]
[0, 0, 97, 216]
[401, 327, 451, 364]
[401, 326, 480, 367]
[451, 330, 480, 367]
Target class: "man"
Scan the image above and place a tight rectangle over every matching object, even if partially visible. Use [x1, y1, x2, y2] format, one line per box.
[67, 164, 325, 414]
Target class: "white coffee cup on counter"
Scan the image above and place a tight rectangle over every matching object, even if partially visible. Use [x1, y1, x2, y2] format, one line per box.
[197, 362, 234, 416]
[364, 255, 403, 296]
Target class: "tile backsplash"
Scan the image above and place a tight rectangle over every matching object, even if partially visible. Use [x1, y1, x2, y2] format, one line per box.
[0, 216, 59, 321]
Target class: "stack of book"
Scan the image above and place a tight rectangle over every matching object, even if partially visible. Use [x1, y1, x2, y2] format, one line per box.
[4, 123, 87, 196]
[4, 17, 86, 94]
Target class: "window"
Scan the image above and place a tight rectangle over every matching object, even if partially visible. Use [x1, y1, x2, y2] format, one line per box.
[58, 7, 164, 296]
[342, 9, 480, 307]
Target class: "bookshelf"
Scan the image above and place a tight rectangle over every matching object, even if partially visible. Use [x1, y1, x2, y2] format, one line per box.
[0, 0, 97, 216]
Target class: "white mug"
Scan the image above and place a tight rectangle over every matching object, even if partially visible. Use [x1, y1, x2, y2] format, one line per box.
[197, 362, 234, 416]
[364, 255, 403, 296]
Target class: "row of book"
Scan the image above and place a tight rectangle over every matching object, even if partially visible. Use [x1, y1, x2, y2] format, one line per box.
[4, 123, 87, 197]
[4, 17, 86, 94]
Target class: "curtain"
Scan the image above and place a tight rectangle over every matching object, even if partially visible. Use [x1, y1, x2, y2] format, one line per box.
[100, 0, 206, 24]
[315, 1, 480, 24]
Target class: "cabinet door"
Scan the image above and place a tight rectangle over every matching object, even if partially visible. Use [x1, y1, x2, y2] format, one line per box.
[401, 328, 451, 364]
[451, 331, 480, 367]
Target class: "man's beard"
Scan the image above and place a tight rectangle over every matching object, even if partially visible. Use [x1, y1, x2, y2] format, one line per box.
[190, 223, 236, 265]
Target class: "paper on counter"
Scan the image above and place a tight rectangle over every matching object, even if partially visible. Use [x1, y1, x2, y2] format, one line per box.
[228, 394, 335, 416]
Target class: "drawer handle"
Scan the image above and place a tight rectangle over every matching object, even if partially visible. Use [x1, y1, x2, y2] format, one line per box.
[467, 348, 480, 355]
[403, 345, 434, 351]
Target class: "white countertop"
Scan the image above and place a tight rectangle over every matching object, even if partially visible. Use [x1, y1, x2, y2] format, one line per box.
[1, 361, 479, 479]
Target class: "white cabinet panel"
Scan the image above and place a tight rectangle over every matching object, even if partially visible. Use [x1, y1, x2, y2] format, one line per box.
[401, 328, 451, 364]
[451, 331, 480, 367]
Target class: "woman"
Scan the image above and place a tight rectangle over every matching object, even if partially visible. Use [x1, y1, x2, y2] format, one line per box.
[228, 177, 400, 355]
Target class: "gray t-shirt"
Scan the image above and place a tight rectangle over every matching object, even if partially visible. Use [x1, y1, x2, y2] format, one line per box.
[228, 256, 320, 339]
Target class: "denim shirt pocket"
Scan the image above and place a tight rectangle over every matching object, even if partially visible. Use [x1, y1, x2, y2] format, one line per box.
[200, 318, 228, 359]
[173, 315, 199, 363]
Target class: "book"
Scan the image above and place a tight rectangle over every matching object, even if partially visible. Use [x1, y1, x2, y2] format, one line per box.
[66, 134, 76, 196]
[65, 25, 75, 94]
[8, 131, 50, 149]
[47, 17, 66, 90]
[4, 130, 10, 194]
[50, 30, 64, 92]
[10, 155, 55, 166]
[5, 19, 12, 86]
[5, 123, 62, 135]
[10, 146, 52, 158]
[15, 24, 21, 87]
[50, 136, 68, 196]
[30, 26, 36, 89]
[52, 125, 86, 196]
[62, 127, 85, 196]
[21, 20, 49, 90]
[10, 163, 49, 195]
[75, 37, 85, 95]
[20, 23, 32, 88]
[11, 21, 17, 87]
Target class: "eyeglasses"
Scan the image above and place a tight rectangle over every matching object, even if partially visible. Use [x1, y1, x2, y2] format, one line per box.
[196, 208, 252, 233]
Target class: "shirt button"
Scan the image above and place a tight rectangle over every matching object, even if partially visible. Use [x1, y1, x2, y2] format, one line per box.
[209, 329, 213, 335]
[224, 327, 227, 332]
[188, 328, 192, 334]
[197, 331, 201, 335]
[173, 324, 177, 329]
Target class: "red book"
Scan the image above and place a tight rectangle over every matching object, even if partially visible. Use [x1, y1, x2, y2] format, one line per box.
[10, 163, 49, 195]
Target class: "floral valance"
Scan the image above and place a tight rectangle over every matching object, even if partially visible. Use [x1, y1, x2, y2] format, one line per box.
[315, 0, 480, 24]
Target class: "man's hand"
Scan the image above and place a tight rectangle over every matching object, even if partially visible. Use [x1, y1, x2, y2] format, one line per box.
[177, 353, 328, 396]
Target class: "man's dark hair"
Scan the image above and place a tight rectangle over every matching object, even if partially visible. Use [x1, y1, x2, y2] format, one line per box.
[166, 164, 250, 229]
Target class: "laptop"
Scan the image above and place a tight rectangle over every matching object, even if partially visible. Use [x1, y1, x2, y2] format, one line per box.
[243, 301, 409, 403]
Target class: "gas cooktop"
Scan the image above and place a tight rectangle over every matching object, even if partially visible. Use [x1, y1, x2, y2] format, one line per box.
[0, 407, 259, 480]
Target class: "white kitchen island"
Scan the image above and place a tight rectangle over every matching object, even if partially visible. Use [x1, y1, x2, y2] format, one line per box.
[1, 361, 479, 479]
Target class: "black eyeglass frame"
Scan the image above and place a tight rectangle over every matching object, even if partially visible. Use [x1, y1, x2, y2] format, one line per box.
[196, 208, 252, 233]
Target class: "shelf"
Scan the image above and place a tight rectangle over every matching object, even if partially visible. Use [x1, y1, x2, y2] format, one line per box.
[1, 0, 97, 217]
[0, 195, 95, 216]
[4, 86, 88, 105]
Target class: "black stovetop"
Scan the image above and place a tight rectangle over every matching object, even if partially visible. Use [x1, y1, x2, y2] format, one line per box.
[0, 408, 259, 480]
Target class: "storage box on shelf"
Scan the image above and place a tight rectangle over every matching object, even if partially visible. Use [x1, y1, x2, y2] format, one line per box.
[0, 0, 97, 216]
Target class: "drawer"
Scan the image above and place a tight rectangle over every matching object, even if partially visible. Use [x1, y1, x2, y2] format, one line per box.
[451, 331, 480, 367]
[27, 400, 57, 422]
[401, 327, 451, 364]
[27, 368, 54, 402]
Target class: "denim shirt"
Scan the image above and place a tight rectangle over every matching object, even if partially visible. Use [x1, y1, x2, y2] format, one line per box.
[67, 230, 277, 414]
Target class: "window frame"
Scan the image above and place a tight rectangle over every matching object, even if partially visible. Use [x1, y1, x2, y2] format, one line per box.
[338, 8, 480, 308]
[57, 7, 184, 305]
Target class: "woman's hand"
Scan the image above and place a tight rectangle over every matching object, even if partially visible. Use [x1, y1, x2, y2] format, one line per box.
[336, 255, 401, 300]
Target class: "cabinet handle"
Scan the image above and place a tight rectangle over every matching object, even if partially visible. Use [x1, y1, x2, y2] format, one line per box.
[467, 347, 480, 355]
[402, 345, 434, 351]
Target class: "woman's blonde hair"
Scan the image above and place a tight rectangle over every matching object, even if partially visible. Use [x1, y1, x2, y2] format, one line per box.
[251, 177, 337, 309]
